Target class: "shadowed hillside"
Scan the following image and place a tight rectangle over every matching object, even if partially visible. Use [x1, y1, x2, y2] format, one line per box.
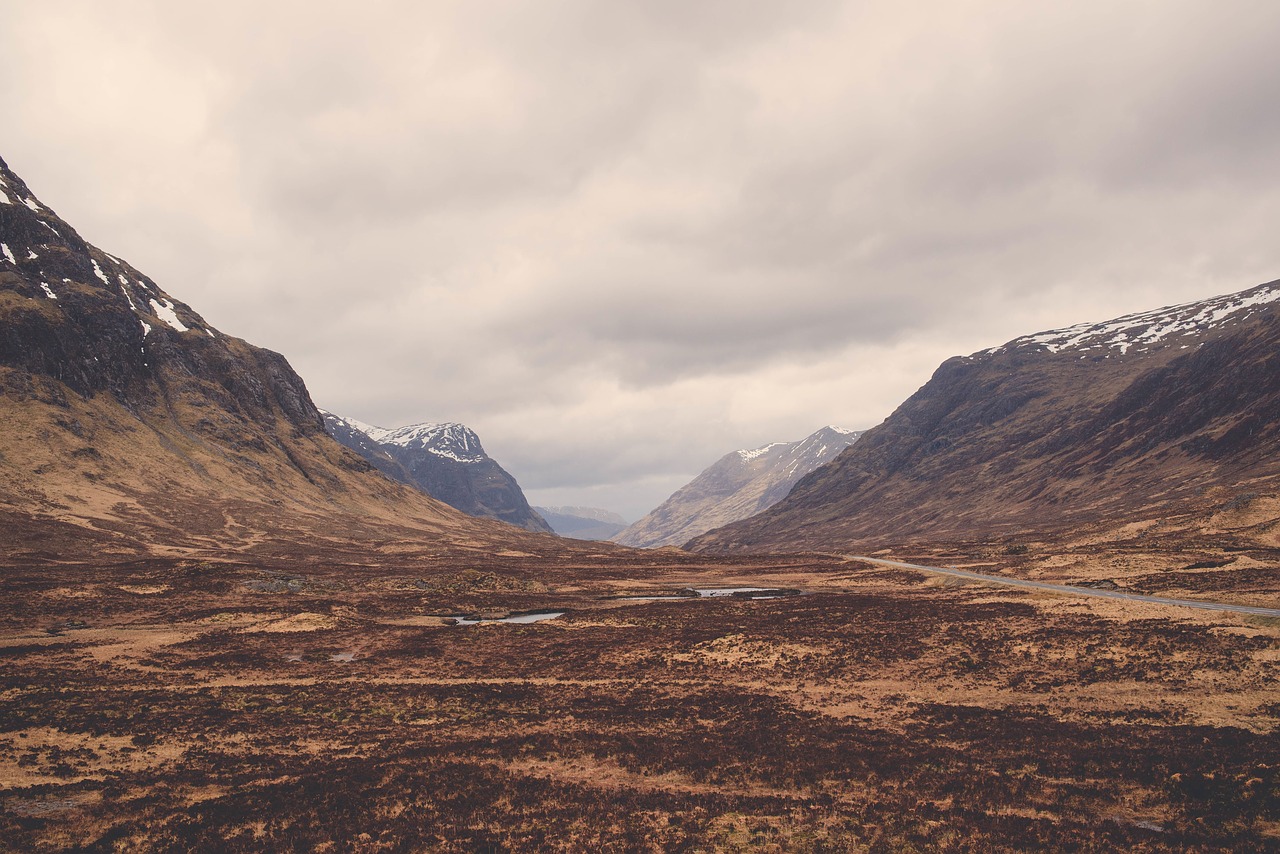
[0, 155, 560, 563]
[690, 282, 1280, 554]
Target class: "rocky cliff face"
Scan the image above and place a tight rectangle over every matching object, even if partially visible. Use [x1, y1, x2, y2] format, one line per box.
[322, 413, 552, 533]
[614, 426, 862, 548]
[0, 155, 531, 562]
[688, 281, 1280, 554]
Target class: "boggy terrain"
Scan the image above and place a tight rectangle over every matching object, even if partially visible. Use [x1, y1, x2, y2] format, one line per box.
[1, 547, 1278, 852]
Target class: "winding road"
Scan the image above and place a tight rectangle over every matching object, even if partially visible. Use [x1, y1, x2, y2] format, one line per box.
[849, 555, 1280, 618]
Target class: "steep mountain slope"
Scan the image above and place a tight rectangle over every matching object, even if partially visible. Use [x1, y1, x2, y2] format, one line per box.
[322, 413, 551, 533]
[0, 155, 543, 562]
[614, 426, 863, 548]
[534, 506, 628, 541]
[689, 281, 1280, 554]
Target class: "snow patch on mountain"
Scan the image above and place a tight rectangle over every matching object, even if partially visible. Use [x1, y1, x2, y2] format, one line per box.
[320, 411, 379, 436]
[735, 427, 862, 467]
[0, 243, 14, 265]
[150, 298, 189, 332]
[986, 284, 1280, 357]
[366, 422, 486, 463]
[738, 442, 784, 462]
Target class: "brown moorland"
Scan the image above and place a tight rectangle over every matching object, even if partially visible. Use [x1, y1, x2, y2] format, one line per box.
[1, 544, 1278, 852]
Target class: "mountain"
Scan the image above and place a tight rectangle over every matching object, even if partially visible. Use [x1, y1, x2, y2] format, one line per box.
[533, 506, 628, 540]
[688, 280, 1280, 554]
[0, 154, 541, 563]
[322, 412, 552, 533]
[613, 426, 863, 548]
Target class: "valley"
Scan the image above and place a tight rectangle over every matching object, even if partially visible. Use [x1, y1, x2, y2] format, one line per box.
[4, 153, 1280, 851]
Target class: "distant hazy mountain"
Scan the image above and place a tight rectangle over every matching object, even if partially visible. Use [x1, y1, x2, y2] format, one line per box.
[689, 279, 1280, 553]
[613, 426, 863, 548]
[322, 412, 552, 533]
[534, 506, 628, 541]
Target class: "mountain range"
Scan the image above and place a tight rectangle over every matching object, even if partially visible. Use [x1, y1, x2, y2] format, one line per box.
[614, 426, 863, 548]
[6, 147, 1280, 571]
[689, 281, 1280, 554]
[0, 155, 549, 563]
[533, 506, 629, 540]
[322, 412, 551, 533]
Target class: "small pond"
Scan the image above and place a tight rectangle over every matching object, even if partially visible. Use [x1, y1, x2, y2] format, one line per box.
[450, 611, 566, 626]
[693, 587, 785, 598]
[620, 587, 802, 601]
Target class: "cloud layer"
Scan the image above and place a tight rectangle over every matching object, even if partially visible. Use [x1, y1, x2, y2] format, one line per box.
[5, 1, 1280, 519]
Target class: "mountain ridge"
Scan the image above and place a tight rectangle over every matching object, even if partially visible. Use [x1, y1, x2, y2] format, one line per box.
[534, 506, 628, 541]
[0, 154, 554, 562]
[688, 279, 1280, 553]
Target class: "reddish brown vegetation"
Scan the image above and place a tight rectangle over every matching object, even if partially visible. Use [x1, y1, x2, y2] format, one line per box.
[1, 553, 1277, 851]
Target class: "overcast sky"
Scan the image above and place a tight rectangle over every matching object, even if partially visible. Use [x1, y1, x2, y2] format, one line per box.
[4, 1, 1280, 520]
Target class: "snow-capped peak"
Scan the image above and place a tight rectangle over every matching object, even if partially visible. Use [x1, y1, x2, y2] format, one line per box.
[985, 282, 1280, 357]
[322, 411, 488, 464]
[736, 427, 864, 464]
[369, 422, 485, 463]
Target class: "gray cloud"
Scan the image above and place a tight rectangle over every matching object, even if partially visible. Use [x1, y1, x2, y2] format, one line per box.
[4, 1, 1280, 521]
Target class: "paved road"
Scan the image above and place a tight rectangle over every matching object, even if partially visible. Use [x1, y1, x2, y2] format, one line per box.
[848, 555, 1280, 618]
